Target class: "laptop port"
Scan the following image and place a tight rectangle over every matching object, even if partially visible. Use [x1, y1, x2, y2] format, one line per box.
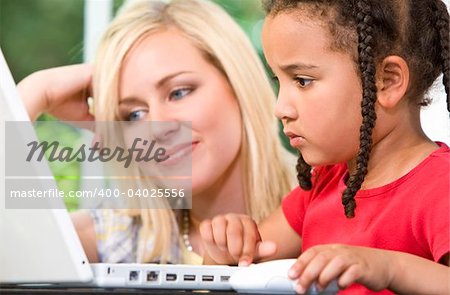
[220, 275, 230, 282]
[183, 274, 196, 281]
[202, 275, 214, 282]
[146, 271, 159, 282]
[166, 273, 177, 281]
[129, 271, 139, 282]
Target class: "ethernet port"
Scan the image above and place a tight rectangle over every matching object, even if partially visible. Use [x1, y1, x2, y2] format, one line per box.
[146, 271, 159, 282]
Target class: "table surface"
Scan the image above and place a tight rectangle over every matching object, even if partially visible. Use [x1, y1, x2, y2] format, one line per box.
[0, 286, 244, 294]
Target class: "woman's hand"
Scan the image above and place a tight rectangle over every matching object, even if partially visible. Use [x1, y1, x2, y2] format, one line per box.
[17, 64, 94, 121]
[200, 214, 277, 266]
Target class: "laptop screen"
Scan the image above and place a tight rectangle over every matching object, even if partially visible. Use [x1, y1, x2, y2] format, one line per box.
[0, 48, 93, 284]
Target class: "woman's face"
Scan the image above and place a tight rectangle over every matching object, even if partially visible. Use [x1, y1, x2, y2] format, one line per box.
[118, 28, 242, 195]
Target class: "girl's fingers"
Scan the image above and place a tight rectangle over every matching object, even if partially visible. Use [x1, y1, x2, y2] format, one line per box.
[200, 214, 264, 266]
[337, 264, 362, 289]
[297, 251, 331, 292]
[199, 219, 234, 264]
[239, 217, 260, 266]
[316, 256, 349, 290]
[289, 247, 320, 279]
[199, 219, 214, 247]
[255, 241, 277, 260]
[225, 215, 244, 261]
[211, 216, 228, 251]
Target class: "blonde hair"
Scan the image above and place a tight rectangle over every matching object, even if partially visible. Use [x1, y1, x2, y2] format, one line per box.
[93, 0, 295, 263]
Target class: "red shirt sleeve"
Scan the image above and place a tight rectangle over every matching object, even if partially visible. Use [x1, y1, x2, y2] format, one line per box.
[282, 186, 306, 236]
[412, 147, 450, 262]
[281, 166, 326, 236]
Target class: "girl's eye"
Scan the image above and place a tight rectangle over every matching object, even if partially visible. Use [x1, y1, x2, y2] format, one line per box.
[169, 88, 192, 101]
[295, 77, 313, 88]
[271, 75, 280, 87]
[128, 110, 146, 121]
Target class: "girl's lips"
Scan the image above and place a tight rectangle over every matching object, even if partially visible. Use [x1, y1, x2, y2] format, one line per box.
[289, 136, 305, 148]
[284, 131, 305, 148]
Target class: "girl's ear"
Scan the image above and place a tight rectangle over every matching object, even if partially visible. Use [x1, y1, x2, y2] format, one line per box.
[375, 55, 409, 109]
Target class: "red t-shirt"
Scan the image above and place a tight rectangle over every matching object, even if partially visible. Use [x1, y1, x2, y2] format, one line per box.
[282, 143, 449, 294]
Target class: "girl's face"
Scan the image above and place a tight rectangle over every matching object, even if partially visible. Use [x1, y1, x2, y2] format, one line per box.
[262, 12, 363, 166]
[118, 29, 242, 195]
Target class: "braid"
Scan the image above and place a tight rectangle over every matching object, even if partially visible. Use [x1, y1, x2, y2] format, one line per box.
[434, 0, 450, 112]
[341, 0, 378, 218]
[265, 0, 447, 218]
[296, 153, 312, 190]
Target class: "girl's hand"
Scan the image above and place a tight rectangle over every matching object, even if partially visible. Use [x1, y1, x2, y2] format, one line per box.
[17, 64, 94, 122]
[200, 214, 277, 266]
[289, 244, 392, 294]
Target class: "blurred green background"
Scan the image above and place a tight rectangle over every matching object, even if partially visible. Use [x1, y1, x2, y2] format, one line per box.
[0, 0, 290, 210]
[0, 0, 266, 82]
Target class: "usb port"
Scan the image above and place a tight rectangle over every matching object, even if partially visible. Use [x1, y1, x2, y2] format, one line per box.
[220, 275, 230, 282]
[166, 273, 177, 281]
[146, 271, 159, 282]
[202, 275, 214, 282]
[129, 271, 139, 282]
[183, 274, 196, 281]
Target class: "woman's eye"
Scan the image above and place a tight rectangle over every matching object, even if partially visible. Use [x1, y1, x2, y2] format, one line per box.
[128, 110, 146, 121]
[169, 88, 192, 101]
[295, 77, 313, 88]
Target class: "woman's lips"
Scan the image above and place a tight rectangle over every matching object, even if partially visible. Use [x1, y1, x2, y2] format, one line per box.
[158, 141, 198, 166]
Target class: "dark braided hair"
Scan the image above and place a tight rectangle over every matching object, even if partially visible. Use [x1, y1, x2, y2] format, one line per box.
[340, 0, 378, 217]
[433, 0, 450, 112]
[264, 0, 450, 218]
[296, 153, 312, 190]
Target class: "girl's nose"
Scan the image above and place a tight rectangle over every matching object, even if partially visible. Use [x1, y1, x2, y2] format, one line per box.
[274, 87, 298, 121]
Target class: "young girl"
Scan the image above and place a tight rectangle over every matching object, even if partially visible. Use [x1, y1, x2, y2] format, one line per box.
[200, 0, 450, 293]
[17, 0, 295, 264]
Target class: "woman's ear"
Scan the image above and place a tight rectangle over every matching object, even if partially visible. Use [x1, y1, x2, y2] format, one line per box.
[375, 55, 409, 109]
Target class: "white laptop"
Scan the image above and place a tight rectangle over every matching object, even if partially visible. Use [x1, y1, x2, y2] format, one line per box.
[0, 47, 242, 292]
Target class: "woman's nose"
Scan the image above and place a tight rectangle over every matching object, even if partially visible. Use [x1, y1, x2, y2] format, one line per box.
[148, 103, 180, 142]
[152, 121, 180, 142]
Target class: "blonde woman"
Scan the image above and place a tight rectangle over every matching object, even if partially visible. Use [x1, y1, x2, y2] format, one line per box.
[18, 0, 295, 264]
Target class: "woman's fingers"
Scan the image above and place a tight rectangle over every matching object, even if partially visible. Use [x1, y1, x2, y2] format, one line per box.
[18, 64, 94, 122]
